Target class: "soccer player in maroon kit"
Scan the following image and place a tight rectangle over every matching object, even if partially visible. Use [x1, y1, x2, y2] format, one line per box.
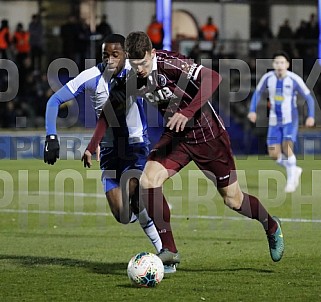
[85, 31, 284, 267]
[124, 31, 284, 265]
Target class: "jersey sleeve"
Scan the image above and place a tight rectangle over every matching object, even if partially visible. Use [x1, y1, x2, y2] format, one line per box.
[304, 94, 315, 118]
[161, 53, 221, 119]
[179, 65, 222, 119]
[45, 85, 75, 135]
[249, 73, 269, 113]
[46, 67, 100, 135]
[293, 74, 315, 118]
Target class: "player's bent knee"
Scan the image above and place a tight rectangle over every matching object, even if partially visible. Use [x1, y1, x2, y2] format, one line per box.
[113, 211, 131, 224]
[140, 161, 168, 189]
[140, 173, 165, 189]
[140, 175, 156, 189]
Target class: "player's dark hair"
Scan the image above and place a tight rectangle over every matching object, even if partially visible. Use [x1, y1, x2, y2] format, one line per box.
[125, 31, 153, 59]
[103, 34, 125, 49]
[272, 51, 290, 62]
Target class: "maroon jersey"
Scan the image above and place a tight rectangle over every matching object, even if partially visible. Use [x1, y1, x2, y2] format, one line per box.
[132, 50, 224, 144]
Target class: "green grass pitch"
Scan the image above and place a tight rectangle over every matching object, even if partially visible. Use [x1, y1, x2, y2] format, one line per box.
[0, 156, 321, 301]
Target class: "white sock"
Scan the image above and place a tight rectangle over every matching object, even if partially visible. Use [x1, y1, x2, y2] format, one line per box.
[138, 209, 162, 253]
[285, 154, 296, 183]
[276, 153, 286, 168]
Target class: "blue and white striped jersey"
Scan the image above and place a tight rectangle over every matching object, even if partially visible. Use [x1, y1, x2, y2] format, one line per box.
[45, 61, 149, 147]
[250, 70, 315, 126]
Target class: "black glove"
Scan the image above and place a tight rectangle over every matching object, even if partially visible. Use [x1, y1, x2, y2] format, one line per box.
[44, 134, 60, 165]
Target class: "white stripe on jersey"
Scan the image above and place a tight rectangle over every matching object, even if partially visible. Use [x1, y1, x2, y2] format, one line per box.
[193, 65, 202, 81]
[126, 98, 144, 143]
[207, 101, 226, 130]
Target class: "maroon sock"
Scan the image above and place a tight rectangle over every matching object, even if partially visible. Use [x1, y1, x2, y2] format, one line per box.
[235, 192, 277, 235]
[141, 187, 177, 253]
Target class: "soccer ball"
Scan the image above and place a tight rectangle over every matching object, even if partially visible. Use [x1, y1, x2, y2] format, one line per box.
[127, 252, 164, 287]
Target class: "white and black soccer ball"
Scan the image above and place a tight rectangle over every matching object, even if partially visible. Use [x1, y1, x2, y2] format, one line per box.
[127, 252, 164, 287]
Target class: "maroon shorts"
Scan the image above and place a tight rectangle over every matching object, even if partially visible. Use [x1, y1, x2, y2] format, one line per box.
[148, 131, 237, 188]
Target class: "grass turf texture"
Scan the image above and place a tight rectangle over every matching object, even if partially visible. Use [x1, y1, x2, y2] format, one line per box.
[0, 156, 321, 301]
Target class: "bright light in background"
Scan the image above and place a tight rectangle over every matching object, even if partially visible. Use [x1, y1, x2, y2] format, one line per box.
[156, 0, 172, 50]
[156, 0, 163, 22]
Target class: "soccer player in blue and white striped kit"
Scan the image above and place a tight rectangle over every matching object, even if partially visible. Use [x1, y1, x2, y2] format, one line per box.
[44, 34, 163, 254]
[248, 51, 315, 193]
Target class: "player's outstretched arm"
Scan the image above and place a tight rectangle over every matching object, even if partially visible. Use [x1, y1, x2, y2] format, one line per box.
[179, 67, 222, 119]
[44, 85, 75, 165]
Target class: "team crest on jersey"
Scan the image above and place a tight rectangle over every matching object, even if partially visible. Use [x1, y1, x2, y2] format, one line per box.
[157, 74, 167, 86]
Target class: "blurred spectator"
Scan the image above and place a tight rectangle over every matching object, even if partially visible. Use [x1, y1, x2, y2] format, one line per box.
[200, 16, 219, 41]
[78, 18, 91, 71]
[200, 16, 219, 52]
[251, 18, 273, 57]
[28, 14, 44, 72]
[96, 14, 113, 39]
[306, 13, 319, 39]
[95, 14, 113, 60]
[294, 20, 308, 58]
[60, 15, 79, 62]
[13, 23, 31, 96]
[13, 23, 30, 68]
[12, 23, 30, 62]
[252, 18, 273, 40]
[146, 15, 164, 50]
[0, 19, 10, 59]
[277, 19, 293, 57]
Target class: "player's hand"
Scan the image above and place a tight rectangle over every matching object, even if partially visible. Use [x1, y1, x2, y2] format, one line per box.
[44, 134, 59, 165]
[247, 112, 257, 123]
[81, 149, 92, 168]
[305, 117, 315, 127]
[167, 112, 188, 132]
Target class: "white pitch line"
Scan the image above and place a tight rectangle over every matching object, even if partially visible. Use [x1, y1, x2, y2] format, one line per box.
[0, 208, 321, 223]
[17, 191, 106, 198]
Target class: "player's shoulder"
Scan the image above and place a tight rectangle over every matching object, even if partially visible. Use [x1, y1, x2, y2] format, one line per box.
[67, 65, 103, 90]
[265, 70, 276, 78]
[156, 50, 195, 70]
[286, 70, 304, 82]
[259, 70, 274, 83]
[156, 50, 189, 61]
[77, 65, 102, 80]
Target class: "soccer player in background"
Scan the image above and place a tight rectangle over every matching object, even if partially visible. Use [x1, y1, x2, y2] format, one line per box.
[248, 51, 315, 193]
[86, 31, 285, 264]
[44, 34, 164, 259]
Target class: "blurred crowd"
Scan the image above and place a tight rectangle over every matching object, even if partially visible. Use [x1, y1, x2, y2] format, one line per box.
[0, 14, 51, 129]
[0, 13, 112, 129]
[0, 12, 320, 130]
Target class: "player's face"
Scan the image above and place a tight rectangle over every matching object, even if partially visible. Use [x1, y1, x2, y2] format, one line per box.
[129, 49, 156, 78]
[102, 42, 126, 76]
[273, 56, 289, 78]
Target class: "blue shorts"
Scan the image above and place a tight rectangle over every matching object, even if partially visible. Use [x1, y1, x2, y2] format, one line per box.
[100, 143, 149, 193]
[267, 122, 298, 146]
